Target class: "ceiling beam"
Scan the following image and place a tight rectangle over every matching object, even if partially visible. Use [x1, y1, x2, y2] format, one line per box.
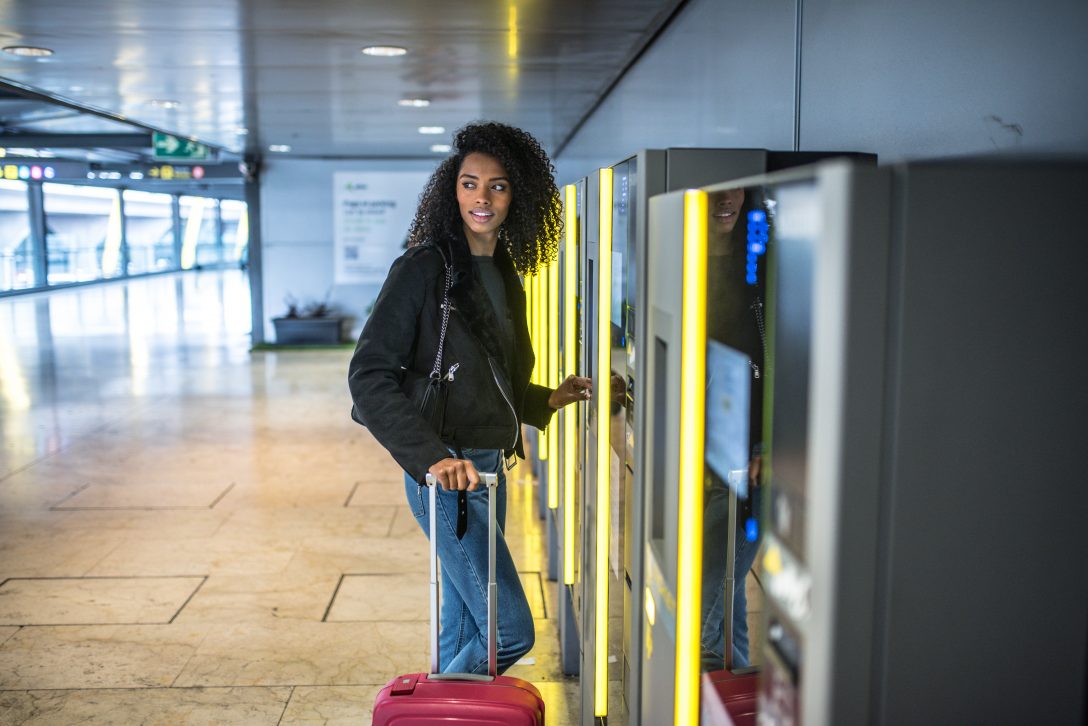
[0, 132, 152, 149]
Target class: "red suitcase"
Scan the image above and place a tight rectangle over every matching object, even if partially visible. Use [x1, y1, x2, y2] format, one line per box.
[371, 473, 545, 725]
[701, 486, 760, 726]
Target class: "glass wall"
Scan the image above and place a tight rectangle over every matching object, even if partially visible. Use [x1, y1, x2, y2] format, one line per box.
[42, 183, 121, 284]
[221, 199, 249, 266]
[180, 195, 221, 269]
[123, 190, 175, 274]
[0, 180, 33, 291]
[0, 178, 246, 294]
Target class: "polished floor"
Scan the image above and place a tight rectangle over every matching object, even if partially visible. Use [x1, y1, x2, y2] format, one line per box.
[0, 270, 579, 724]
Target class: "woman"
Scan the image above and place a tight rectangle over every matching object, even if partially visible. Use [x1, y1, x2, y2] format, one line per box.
[348, 121, 591, 675]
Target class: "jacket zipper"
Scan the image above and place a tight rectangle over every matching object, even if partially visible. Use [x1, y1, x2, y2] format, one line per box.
[487, 357, 520, 450]
[750, 298, 767, 380]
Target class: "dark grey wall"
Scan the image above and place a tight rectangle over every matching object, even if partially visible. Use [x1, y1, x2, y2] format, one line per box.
[555, 0, 1088, 182]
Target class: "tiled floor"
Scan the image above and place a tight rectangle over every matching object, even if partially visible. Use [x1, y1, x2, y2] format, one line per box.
[0, 270, 579, 724]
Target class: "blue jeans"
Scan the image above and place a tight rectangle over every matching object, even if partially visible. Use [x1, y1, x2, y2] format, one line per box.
[701, 484, 763, 670]
[404, 448, 535, 675]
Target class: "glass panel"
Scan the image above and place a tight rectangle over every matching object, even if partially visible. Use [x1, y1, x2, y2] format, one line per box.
[701, 184, 770, 673]
[42, 183, 121, 284]
[0, 180, 33, 291]
[179, 195, 219, 269]
[123, 190, 176, 274]
[220, 199, 249, 266]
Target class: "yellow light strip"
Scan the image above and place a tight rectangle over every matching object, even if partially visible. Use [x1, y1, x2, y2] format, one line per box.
[538, 262, 549, 462]
[595, 166, 613, 717]
[674, 190, 709, 726]
[563, 184, 578, 583]
[547, 247, 560, 507]
[530, 272, 539, 386]
[527, 273, 535, 386]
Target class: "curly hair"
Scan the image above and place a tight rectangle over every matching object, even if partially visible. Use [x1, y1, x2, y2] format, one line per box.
[406, 121, 562, 276]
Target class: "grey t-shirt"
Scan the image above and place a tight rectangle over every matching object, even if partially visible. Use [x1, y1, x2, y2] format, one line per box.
[472, 255, 515, 359]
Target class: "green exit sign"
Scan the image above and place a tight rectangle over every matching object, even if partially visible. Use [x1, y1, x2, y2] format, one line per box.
[152, 132, 209, 161]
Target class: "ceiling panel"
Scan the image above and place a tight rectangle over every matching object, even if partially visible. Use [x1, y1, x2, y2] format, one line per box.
[0, 0, 683, 159]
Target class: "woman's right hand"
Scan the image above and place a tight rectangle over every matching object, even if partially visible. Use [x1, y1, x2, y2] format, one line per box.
[428, 457, 481, 491]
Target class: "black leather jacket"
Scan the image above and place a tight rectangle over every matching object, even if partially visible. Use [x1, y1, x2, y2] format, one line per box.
[348, 234, 555, 483]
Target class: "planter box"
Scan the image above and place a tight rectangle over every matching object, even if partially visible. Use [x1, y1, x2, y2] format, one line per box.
[272, 316, 344, 345]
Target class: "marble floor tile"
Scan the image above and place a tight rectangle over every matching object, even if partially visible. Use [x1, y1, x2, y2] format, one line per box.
[0, 530, 126, 579]
[345, 481, 411, 508]
[171, 570, 341, 624]
[387, 505, 422, 539]
[532, 679, 582, 726]
[519, 570, 548, 620]
[52, 480, 235, 510]
[0, 576, 205, 626]
[173, 620, 427, 687]
[0, 624, 210, 690]
[86, 533, 297, 577]
[220, 506, 396, 541]
[0, 686, 292, 726]
[280, 685, 385, 724]
[286, 537, 429, 577]
[324, 573, 427, 622]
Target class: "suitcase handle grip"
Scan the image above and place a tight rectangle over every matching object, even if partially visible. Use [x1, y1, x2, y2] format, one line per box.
[425, 472, 499, 679]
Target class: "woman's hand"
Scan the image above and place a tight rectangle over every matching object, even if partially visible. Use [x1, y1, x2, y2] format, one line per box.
[548, 374, 594, 409]
[428, 457, 481, 491]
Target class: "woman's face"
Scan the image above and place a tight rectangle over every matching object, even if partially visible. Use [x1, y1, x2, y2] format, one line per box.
[711, 188, 746, 236]
[456, 152, 512, 244]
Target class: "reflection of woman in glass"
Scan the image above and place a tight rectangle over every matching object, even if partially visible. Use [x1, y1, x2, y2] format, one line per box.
[701, 187, 767, 671]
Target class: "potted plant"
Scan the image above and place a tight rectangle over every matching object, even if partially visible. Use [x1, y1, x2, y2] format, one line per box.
[271, 292, 346, 345]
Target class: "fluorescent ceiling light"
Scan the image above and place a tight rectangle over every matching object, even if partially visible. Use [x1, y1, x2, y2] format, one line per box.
[235, 128, 249, 135]
[361, 45, 407, 57]
[150, 99, 181, 109]
[418, 126, 446, 135]
[398, 98, 431, 108]
[268, 144, 291, 153]
[430, 144, 452, 153]
[2, 46, 54, 57]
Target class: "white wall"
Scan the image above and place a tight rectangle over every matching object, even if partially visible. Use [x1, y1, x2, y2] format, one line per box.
[258, 158, 437, 342]
[555, 0, 1088, 182]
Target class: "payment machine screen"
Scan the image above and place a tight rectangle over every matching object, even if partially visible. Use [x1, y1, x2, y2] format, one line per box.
[767, 182, 819, 559]
[705, 340, 752, 497]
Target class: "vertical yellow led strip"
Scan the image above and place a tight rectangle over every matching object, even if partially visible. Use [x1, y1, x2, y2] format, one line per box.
[538, 263, 549, 462]
[530, 273, 539, 385]
[547, 247, 560, 507]
[675, 190, 709, 726]
[527, 273, 536, 386]
[595, 166, 613, 717]
[563, 184, 578, 583]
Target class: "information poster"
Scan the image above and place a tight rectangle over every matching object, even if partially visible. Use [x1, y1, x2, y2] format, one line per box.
[333, 171, 429, 285]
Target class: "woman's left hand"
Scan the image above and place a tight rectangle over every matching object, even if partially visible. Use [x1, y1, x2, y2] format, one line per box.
[548, 374, 593, 409]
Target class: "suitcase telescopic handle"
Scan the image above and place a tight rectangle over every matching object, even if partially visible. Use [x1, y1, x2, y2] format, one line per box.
[424, 472, 499, 681]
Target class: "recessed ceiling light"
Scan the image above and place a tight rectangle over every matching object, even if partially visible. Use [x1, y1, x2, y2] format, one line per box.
[418, 126, 446, 135]
[235, 128, 249, 136]
[268, 144, 291, 153]
[361, 45, 407, 57]
[68, 85, 85, 93]
[398, 98, 431, 108]
[150, 99, 181, 109]
[430, 144, 452, 153]
[2, 45, 54, 57]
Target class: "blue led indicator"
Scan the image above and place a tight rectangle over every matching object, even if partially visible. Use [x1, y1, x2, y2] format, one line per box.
[18, 165, 30, 180]
[745, 517, 759, 542]
[748, 210, 766, 224]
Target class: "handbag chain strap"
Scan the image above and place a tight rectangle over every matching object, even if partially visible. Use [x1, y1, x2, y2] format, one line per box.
[429, 265, 453, 379]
